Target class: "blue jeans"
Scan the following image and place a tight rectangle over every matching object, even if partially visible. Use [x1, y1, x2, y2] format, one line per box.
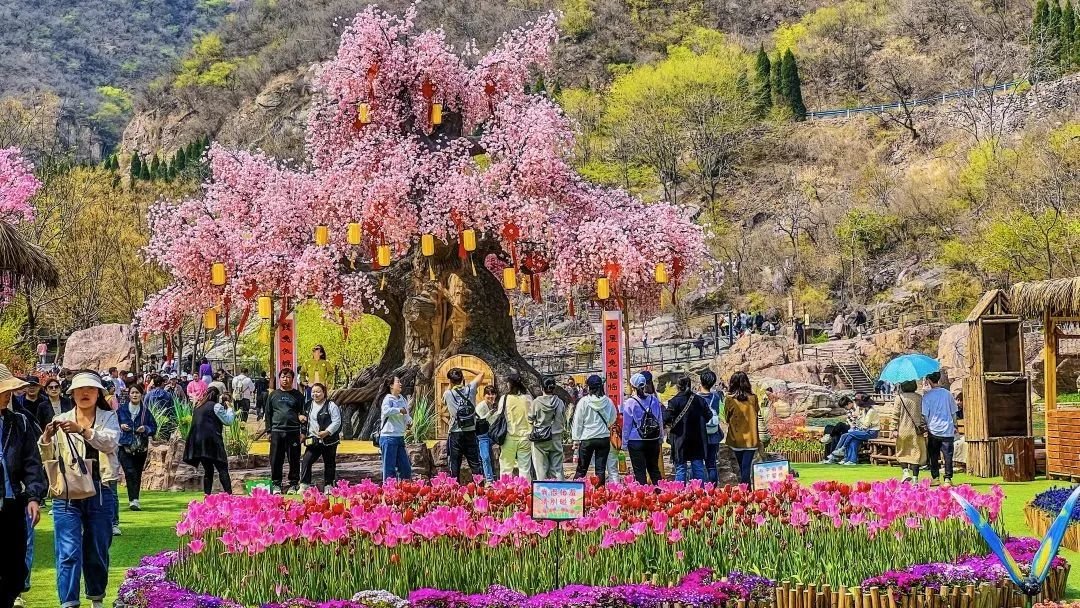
[476, 433, 495, 482]
[25, 512, 33, 591]
[379, 436, 412, 481]
[674, 459, 706, 482]
[734, 449, 755, 485]
[834, 429, 879, 463]
[705, 442, 721, 483]
[54, 483, 115, 607]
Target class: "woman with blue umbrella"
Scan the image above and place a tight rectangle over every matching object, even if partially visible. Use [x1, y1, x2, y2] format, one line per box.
[880, 354, 937, 482]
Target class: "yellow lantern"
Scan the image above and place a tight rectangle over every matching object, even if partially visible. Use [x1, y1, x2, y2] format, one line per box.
[203, 308, 218, 330]
[314, 225, 330, 246]
[347, 222, 362, 246]
[431, 103, 443, 125]
[211, 262, 226, 287]
[503, 267, 517, 290]
[596, 277, 610, 300]
[462, 229, 477, 252]
[655, 262, 669, 284]
[358, 102, 371, 125]
[377, 244, 392, 267]
[520, 276, 530, 293]
[258, 296, 273, 320]
[421, 234, 436, 257]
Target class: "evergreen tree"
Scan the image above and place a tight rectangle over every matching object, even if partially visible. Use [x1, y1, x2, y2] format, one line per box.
[174, 147, 188, 171]
[781, 50, 807, 121]
[736, 71, 752, 104]
[771, 54, 783, 105]
[130, 154, 142, 180]
[1064, 1, 1076, 65]
[1050, 0, 1063, 65]
[754, 45, 772, 115]
[150, 155, 162, 180]
[139, 159, 151, 181]
[165, 162, 175, 182]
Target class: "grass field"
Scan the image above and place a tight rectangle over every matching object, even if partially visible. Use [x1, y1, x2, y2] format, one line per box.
[19, 466, 1080, 606]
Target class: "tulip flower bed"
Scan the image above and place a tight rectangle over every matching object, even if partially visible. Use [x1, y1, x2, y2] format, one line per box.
[150, 476, 1015, 606]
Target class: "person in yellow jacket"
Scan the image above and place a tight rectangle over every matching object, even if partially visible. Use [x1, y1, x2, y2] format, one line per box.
[304, 345, 332, 389]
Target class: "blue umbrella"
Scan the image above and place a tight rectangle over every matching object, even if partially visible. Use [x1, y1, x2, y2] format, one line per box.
[878, 353, 941, 384]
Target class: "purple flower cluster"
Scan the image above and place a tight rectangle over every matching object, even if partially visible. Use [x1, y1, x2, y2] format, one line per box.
[117, 552, 242, 608]
[408, 569, 773, 608]
[862, 538, 1065, 593]
[1032, 487, 1080, 522]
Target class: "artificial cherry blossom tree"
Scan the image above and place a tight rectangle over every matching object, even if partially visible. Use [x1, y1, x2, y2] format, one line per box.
[0, 147, 46, 307]
[138, 6, 705, 437]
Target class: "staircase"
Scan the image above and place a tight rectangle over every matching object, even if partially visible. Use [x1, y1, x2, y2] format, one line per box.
[837, 361, 875, 394]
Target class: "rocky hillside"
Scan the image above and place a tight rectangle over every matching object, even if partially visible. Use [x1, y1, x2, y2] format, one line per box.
[0, 0, 232, 151]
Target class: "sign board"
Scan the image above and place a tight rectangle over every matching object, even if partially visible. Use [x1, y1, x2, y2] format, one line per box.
[531, 480, 586, 521]
[752, 459, 790, 489]
[602, 310, 624, 407]
[275, 313, 297, 379]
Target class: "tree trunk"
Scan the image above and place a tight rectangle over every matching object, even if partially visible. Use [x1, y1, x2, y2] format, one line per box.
[339, 241, 539, 440]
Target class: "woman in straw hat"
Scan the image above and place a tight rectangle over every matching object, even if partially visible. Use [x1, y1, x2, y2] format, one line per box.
[0, 364, 46, 608]
[39, 370, 120, 608]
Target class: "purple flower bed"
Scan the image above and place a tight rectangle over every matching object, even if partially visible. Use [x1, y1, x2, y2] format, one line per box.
[1031, 487, 1080, 522]
[862, 538, 1066, 593]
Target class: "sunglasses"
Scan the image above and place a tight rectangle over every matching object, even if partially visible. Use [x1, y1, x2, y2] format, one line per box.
[46, 385, 60, 390]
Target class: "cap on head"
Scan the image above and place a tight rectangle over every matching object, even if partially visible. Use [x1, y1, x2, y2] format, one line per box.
[67, 371, 106, 395]
[586, 374, 604, 390]
[630, 373, 647, 389]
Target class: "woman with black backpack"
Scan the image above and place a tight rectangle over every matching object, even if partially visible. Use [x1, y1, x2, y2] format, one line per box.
[665, 376, 711, 482]
[621, 372, 664, 484]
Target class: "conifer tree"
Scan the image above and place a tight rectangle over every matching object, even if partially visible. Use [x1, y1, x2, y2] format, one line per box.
[174, 147, 188, 171]
[781, 50, 807, 121]
[130, 154, 142, 180]
[754, 45, 772, 115]
[1064, 1, 1076, 66]
[771, 54, 783, 105]
[736, 71, 752, 104]
[139, 159, 151, 181]
[1050, 1, 1063, 65]
[150, 155, 162, 180]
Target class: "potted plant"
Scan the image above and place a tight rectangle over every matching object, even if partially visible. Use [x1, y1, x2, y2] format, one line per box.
[405, 388, 435, 477]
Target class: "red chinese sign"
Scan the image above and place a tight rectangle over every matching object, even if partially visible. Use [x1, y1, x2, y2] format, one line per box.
[602, 310, 624, 407]
[275, 313, 297, 379]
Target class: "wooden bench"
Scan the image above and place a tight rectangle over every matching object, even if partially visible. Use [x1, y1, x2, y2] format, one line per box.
[867, 428, 896, 465]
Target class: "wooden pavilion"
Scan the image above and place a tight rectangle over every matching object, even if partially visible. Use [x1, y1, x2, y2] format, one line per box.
[1011, 278, 1080, 481]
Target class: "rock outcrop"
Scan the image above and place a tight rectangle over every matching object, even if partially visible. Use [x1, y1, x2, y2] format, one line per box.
[62, 323, 135, 371]
[937, 323, 970, 386]
[715, 333, 796, 380]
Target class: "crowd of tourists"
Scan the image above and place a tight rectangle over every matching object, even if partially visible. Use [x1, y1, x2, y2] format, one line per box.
[368, 366, 762, 487]
[820, 371, 961, 485]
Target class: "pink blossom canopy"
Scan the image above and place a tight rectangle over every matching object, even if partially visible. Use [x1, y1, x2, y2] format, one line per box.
[0, 148, 39, 223]
[137, 6, 705, 334]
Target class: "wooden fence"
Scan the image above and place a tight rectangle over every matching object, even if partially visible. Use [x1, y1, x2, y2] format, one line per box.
[1025, 504, 1080, 551]
[689, 568, 1071, 608]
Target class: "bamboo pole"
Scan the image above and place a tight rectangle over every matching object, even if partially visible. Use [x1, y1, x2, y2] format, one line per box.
[870, 587, 882, 608]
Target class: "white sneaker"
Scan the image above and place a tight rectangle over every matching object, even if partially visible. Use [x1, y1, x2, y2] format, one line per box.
[93, 600, 104, 608]
[130, 499, 141, 511]
[12, 595, 25, 607]
[112, 524, 122, 536]
[299, 483, 311, 494]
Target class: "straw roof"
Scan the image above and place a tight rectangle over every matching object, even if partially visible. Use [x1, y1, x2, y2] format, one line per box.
[1009, 277, 1080, 318]
[0, 220, 59, 290]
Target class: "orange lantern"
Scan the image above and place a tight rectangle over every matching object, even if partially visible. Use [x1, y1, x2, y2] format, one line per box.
[596, 277, 610, 300]
[347, 223, 362, 246]
[203, 308, 218, 330]
[211, 262, 226, 286]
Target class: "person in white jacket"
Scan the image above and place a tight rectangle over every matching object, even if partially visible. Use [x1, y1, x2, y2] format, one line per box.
[379, 375, 412, 481]
[572, 374, 617, 485]
[39, 371, 121, 608]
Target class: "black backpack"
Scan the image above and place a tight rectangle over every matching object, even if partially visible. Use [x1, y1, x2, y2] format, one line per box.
[630, 396, 661, 441]
[452, 388, 477, 428]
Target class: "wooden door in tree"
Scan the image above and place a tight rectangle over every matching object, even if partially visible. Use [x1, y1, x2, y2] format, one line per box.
[434, 354, 494, 439]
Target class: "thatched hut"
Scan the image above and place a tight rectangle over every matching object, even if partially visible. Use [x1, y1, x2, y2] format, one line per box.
[1010, 277, 1080, 481]
[0, 220, 58, 291]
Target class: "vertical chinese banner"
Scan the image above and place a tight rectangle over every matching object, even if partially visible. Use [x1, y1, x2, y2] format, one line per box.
[602, 310, 624, 406]
[275, 312, 297, 378]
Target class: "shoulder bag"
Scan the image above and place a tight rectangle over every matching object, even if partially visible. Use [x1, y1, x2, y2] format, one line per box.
[46, 429, 97, 500]
[488, 396, 509, 445]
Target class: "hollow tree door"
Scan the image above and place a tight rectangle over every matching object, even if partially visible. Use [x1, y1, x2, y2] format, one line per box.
[433, 354, 494, 439]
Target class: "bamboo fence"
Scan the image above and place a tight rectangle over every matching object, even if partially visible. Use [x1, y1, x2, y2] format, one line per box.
[1025, 503, 1080, 552]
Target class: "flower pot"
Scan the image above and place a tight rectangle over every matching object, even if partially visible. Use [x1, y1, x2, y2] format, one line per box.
[406, 443, 434, 478]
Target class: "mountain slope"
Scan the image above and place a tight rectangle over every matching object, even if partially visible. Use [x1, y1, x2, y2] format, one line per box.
[0, 0, 231, 149]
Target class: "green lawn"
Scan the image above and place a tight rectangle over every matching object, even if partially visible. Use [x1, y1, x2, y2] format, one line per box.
[22, 491, 200, 608]
[20, 469, 1080, 606]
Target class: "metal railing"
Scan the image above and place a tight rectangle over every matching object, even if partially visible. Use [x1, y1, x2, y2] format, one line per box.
[807, 80, 1023, 120]
[525, 335, 732, 376]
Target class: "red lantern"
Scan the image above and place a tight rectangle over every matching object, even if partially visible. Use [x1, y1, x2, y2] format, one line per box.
[332, 293, 345, 308]
[501, 222, 521, 268]
[603, 262, 621, 284]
